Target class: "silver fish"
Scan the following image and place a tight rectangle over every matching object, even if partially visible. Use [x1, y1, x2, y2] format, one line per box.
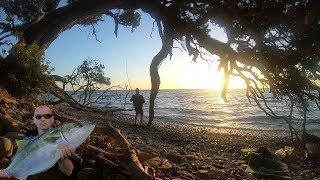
[6, 121, 95, 180]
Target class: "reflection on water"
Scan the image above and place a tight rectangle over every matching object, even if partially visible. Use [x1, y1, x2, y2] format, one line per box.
[51, 89, 320, 134]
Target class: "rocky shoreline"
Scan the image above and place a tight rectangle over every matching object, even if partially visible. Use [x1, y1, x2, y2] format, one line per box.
[60, 105, 320, 179]
[0, 96, 319, 179]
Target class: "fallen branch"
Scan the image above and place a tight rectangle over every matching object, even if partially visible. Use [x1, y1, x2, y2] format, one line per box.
[94, 124, 156, 180]
[84, 144, 125, 163]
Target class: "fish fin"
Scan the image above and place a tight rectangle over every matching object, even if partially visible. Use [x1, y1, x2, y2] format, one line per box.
[15, 140, 29, 151]
[12, 140, 30, 160]
[19, 176, 27, 180]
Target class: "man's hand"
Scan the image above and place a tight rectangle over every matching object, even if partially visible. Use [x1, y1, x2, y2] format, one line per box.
[0, 169, 10, 178]
[58, 146, 75, 176]
[59, 146, 74, 161]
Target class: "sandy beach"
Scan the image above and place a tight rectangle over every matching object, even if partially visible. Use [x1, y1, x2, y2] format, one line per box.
[58, 105, 320, 179]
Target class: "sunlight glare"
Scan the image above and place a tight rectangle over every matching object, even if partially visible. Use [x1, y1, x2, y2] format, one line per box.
[160, 52, 247, 90]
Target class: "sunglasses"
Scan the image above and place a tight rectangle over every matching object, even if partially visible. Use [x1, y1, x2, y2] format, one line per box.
[34, 114, 53, 120]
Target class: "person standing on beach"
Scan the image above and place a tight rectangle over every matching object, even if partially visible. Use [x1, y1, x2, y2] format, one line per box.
[0, 105, 74, 179]
[130, 88, 145, 125]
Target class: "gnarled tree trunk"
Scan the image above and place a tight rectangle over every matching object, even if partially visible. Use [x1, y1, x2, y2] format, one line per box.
[148, 19, 174, 126]
[8, 0, 167, 120]
[22, 0, 129, 50]
[148, 46, 172, 126]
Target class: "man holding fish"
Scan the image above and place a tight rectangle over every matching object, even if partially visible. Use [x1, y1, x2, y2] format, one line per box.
[0, 105, 95, 179]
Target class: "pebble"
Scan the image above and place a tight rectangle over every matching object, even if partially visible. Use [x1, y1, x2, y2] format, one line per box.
[4, 131, 25, 141]
[0, 137, 13, 158]
[0, 158, 10, 169]
[185, 154, 199, 160]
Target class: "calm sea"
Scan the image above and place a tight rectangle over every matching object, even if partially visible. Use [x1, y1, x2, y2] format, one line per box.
[57, 89, 320, 134]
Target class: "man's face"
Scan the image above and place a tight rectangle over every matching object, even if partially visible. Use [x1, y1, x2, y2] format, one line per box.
[33, 106, 54, 132]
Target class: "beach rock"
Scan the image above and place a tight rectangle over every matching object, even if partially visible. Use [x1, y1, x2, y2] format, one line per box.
[18, 101, 36, 111]
[299, 169, 312, 174]
[176, 170, 196, 179]
[185, 154, 199, 161]
[0, 88, 17, 105]
[0, 122, 4, 136]
[193, 170, 210, 179]
[177, 150, 186, 156]
[143, 157, 162, 167]
[26, 119, 35, 125]
[210, 168, 227, 177]
[22, 112, 33, 122]
[0, 158, 10, 169]
[12, 114, 22, 122]
[180, 163, 194, 173]
[306, 143, 320, 158]
[77, 167, 102, 180]
[165, 153, 183, 163]
[0, 117, 20, 132]
[0, 137, 13, 158]
[137, 152, 158, 162]
[0, 107, 6, 115]
[5, 109, 13, 116]
[4, 132, 25, 141]
[0, 113, 11, 121]
[158, 159, 172, 169]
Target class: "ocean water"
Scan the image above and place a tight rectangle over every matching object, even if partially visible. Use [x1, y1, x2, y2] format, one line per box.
[62, 89, 320, 134]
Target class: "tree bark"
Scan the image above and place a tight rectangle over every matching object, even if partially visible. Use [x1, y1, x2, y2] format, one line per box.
[10, 0, 234, 127]
[93, 124, 155, 179]
[22, 0, 130, 49]
[49, 83, 85, 110]
[148, 29, 173, 127]
[16, 0, 172, 125]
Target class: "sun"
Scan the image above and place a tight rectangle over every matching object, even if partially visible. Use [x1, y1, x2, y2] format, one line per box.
[224, 76, 247, 89]
[182, 68, 247, 90]
[159, 54, 247, 90]
[183, 65, 224, 89]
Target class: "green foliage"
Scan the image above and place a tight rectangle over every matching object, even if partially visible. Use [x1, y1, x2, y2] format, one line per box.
[66, 59, 110, 106]
[118, 10, 141, 31]
[1, 0, 56, 23]
[2, 43, 53, 99]
[78, 15, 103, 27]
[77, 10, 141, 31]
[69, 59, 110, 86]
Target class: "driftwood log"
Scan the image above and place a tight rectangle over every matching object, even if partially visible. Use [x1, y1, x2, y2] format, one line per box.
[92, 124, 155, 180]
[84, 144, 125, 163]
[51, 102, 157, 179]
[57, 111, 156, 180]
[48, 75, 131, 114]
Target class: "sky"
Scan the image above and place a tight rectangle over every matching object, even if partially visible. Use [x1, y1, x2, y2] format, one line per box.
[45, 12, 246, 90]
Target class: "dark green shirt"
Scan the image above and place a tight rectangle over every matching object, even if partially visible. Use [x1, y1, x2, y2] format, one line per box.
[130, 94, 145, 110]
